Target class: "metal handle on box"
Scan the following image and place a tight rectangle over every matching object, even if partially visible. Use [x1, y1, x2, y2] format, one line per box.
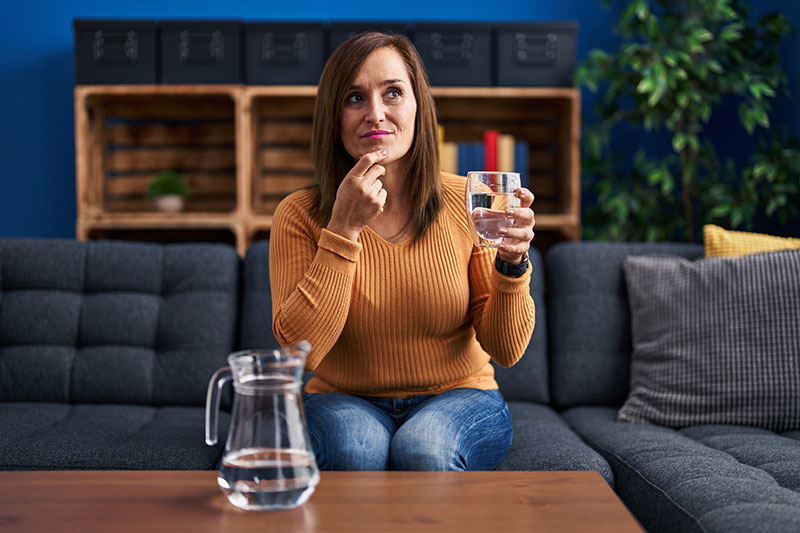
[178, 30, 225, 64]
[93, 30, 139, 64]
[261, 32, 308, 66]
[513, 33, 558, 66]
[430, 32, 475, 66]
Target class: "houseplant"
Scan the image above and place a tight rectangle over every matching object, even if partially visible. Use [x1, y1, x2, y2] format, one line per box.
[147, 170, 191, 213]
[575, 0, 798, 242]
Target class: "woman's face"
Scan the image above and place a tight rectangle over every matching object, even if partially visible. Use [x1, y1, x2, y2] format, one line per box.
[340, 47, 417, 166]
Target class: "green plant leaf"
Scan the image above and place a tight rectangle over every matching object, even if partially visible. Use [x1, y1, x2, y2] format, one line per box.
[710, 204, 730, 218]
[672, 133, 687, 152]
[719, 23, 744, 41]
[637, 77, 655, 94]
[748, 82, 776, 100]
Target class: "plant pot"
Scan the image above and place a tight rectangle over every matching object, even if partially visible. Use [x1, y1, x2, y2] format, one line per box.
[154, 194, 185, 213]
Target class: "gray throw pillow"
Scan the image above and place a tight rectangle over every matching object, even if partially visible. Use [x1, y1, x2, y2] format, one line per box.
[618, 249, 800, 431]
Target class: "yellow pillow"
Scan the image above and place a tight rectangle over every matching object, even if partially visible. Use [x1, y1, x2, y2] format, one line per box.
[703, 224, 800, 258]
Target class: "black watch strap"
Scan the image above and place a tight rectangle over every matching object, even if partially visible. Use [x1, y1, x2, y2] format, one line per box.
[495, 252, 529, 278]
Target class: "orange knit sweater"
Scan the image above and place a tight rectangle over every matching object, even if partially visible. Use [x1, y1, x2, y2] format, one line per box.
[269, 172, 535, 397]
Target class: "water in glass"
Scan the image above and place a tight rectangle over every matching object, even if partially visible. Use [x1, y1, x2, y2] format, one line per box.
[466, 172, 521, 248]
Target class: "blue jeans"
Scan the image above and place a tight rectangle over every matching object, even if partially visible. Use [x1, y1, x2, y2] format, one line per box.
[302, 388, 513, 471]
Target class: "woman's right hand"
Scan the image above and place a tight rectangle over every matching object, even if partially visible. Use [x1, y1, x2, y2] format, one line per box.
[326, 149, 388, 241]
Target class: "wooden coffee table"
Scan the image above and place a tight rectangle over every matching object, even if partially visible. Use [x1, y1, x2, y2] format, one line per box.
[0, 470, 642, 532]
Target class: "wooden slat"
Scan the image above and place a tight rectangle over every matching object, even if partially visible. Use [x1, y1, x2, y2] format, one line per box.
[528, 175, 557, 196]
[259, 147, 313, 171]
[106, 172, 236, 196]
[107, 122, 235, 145]
[78, 84, 240, 96]
[254, 97, 315, 119]
[530, 199, 559, 214]
[253, 196, 284, 214]
[101, 96, 235, 120]
[440, 121, 558, 144]
[105, 197, 236, 213]
[529, 150, 558, 170]
[432, 86, 578, 99]
[436, 98, 560, 121]
[107, 148, 236, 172]
[257, 175, 315, 194]
[258, 121, 313, 144]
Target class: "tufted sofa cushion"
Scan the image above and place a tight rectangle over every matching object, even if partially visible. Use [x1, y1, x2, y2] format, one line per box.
[0, 403, 226, 470]
[546, 241, 703, 410]
[0, 239, 239, 406]
[0, 239, 238, 470]
[563, 407, 800, 533]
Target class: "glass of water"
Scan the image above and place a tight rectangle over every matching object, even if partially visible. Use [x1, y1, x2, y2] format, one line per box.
[466, 171, 521, 248]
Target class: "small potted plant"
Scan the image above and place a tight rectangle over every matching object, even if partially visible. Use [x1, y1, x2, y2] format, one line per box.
[147, 170, 190, 213]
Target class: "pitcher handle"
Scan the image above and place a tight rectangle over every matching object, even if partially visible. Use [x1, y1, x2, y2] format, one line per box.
[205, 366, 232, 446]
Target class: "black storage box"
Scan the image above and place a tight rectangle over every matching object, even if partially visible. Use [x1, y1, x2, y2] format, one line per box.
[413, 23, 492, 86]
[74, 19, 158, 84]
[245, 22, 325, 85]
[160, 20, 241, 84]
[328, 22, 411, 57]
[495, 22, 577, 87]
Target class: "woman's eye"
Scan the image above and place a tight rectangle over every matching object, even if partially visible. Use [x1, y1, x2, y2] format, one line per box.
[387, 88, 402, 98]
[346, 93, 363, 104]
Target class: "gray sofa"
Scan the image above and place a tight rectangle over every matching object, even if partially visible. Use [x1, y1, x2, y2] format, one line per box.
[1, 238, 798, 532]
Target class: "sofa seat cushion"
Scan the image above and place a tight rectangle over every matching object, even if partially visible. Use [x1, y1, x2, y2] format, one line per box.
[497, 402, 613, 485]
[0, 403, 229, 470]
[563, 406, 800, 533]
[680, 425, 800, 492]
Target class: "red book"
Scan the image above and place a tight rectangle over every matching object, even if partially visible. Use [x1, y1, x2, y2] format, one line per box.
[483, 130, 499, 171]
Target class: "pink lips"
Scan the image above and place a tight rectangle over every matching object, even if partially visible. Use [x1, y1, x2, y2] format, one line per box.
[362, 130, 391, 139]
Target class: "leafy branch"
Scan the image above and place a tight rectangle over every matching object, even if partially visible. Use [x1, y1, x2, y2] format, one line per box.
[575, 0, 797, 241]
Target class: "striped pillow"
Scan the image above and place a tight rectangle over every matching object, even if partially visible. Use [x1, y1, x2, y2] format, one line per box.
[618, 249, 800, 431]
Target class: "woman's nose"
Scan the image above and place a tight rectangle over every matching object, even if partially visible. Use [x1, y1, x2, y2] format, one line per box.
[366, 98, 385, 124]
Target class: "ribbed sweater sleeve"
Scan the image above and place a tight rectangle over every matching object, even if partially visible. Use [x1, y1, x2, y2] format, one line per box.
[269, 193, 361, 370]
[468, 246, 536, 368]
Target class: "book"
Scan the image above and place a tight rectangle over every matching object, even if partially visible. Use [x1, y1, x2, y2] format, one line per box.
[441, 142, 458, 174]
[515, 141, 529, 189]
[483, 130, 499, 171]
[497, 134, 515, 172]
[457, 142, 484, 176]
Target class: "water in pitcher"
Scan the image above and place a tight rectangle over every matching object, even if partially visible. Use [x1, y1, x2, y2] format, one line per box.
[218, 447, 320, 511]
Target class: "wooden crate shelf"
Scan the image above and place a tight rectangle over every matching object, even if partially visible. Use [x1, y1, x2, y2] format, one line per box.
[76, 85, 580, 256]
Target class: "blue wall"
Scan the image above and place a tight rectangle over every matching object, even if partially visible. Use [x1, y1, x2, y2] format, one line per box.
[0, 0, 797, 238]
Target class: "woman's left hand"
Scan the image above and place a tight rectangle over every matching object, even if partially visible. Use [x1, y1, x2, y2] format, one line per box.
[498, 188, 535, 264]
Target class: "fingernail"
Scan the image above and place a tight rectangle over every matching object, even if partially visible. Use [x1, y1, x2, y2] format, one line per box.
[505, 210, 514, 216]
[379, 149, 388, 156]
[499, 228, 508, 236]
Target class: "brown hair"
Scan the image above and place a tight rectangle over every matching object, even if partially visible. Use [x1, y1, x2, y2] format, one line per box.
[310, 32, 441, 241]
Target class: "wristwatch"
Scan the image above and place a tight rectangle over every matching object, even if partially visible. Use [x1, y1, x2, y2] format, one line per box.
[495, 252, 529, 278]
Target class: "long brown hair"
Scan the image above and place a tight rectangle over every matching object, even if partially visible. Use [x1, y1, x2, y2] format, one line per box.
[310, 32, 441, 241]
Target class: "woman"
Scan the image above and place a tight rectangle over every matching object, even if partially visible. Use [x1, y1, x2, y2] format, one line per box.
[269, 32, 536, 471]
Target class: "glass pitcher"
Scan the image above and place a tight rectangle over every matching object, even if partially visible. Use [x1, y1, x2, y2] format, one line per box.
[205, 342, 319, 511]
